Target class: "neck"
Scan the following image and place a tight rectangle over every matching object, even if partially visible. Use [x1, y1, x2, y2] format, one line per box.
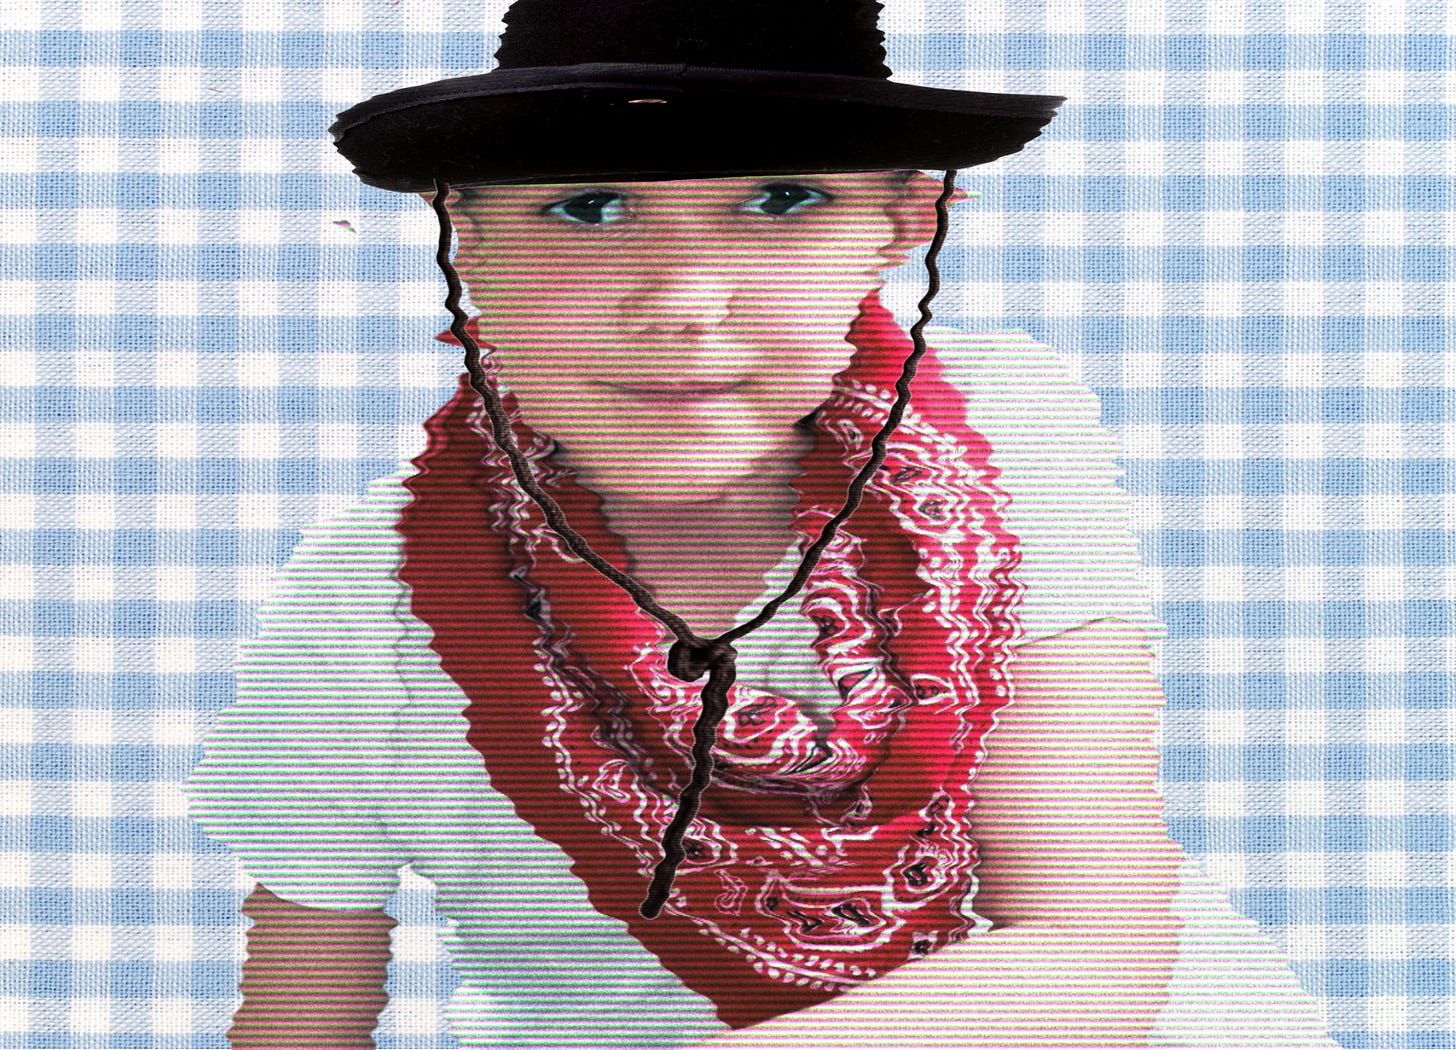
[599, 465, 806, 639]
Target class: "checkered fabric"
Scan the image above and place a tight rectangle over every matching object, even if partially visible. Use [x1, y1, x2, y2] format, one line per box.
[0, 0, 1449, 1046]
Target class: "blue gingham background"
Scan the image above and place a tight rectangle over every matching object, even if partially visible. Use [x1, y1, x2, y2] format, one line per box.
[0, 0, 1449, 1046]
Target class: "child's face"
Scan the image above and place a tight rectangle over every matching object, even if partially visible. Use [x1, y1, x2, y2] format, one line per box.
[449, 172, 945, 504]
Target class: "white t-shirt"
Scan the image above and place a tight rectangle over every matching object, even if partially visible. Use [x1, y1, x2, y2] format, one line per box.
[185, 330, 1335, 1048]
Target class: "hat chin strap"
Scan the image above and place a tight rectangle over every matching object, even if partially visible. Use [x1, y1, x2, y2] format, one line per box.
[427, 169, 960, 918]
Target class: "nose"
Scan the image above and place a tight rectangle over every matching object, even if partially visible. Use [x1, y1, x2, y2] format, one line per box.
[617, 259, 737, 339]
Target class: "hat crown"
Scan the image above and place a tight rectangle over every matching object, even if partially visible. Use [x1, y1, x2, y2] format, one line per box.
[494, 0, 892, 78]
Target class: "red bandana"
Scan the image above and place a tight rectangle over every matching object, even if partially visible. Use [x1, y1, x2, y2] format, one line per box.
[398, 296, 1023, 1028]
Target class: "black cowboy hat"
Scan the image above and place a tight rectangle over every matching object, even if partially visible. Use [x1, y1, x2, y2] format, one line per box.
[330, 0, 1065, 191]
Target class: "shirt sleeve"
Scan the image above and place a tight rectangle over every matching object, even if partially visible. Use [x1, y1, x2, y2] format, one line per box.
[183, 470, 419, 910]
[932, 327, 1163, 646]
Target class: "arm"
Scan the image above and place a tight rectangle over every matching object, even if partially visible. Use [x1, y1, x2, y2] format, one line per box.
[972, 617, 1181, 928]
[698, 619, 1185, 1048]
[229, 884, 396, 1049]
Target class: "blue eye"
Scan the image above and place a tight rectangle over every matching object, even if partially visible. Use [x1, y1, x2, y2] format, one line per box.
[741, 183, 833, 217]
[541, 191, 629, 226]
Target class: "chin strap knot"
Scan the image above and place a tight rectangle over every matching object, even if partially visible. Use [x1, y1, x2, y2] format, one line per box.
[642, 638, 738, 918]
[666, 636, 733, 682]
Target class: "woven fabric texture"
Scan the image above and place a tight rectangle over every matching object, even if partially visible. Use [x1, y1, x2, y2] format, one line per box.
[0, 1, 1450, 1046]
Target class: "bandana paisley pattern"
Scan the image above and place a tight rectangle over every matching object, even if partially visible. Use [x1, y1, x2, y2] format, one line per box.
[398, 296, 1023, 1027]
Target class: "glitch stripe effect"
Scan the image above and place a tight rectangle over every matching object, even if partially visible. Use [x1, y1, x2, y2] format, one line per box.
[187, 325, 1335, 1046]
[8, 1, 1452, 1046]
[397, 297, 1022, 1026]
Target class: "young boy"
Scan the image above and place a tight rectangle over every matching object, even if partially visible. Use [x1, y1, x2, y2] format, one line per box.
[189, 169, 1337, 1048]
[186, 1, 1338, 1046]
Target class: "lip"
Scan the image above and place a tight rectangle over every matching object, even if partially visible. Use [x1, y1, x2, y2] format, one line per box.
[605, 380, 748, 402]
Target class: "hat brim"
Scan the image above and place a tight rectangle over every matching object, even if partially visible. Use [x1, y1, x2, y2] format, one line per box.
[330, 63, 1064, 192]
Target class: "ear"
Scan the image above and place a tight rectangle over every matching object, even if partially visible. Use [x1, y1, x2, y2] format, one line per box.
[884, 170, 970, 253]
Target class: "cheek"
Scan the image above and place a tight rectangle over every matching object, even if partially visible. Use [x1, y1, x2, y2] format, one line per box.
[746, 239, 895, 317]
[462, 239, 621, 324]
[731, 274, 879, 372]
[469, 288, 627, 371]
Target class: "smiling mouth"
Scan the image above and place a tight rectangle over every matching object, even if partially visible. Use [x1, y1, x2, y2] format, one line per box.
[607, 380, 748, 402]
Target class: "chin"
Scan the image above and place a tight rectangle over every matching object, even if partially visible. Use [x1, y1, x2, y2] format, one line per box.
[557, 436, 804, 506]
[592, 471, 741, 506]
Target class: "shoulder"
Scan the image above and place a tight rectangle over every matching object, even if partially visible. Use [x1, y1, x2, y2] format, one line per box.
[248, 469, 416, 623]
[925, 326, 1125, 513]
[273, 468, 415, 571]
[233, 466, 423, 691]
[927, 327, 1163, 647]
[927, 326, 1112, 447]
